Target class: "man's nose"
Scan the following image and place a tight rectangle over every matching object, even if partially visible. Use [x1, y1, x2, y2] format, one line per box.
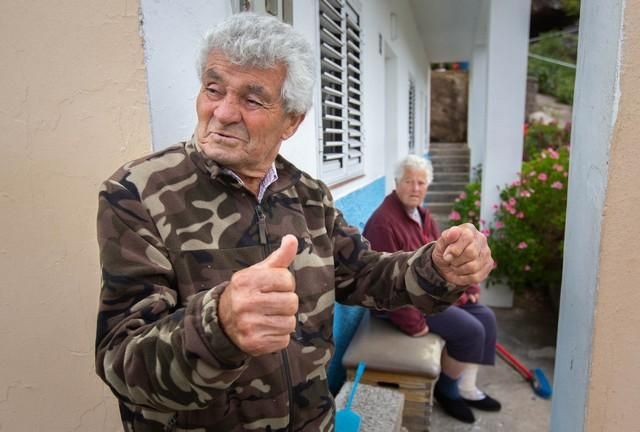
[214, 94, 242, 124]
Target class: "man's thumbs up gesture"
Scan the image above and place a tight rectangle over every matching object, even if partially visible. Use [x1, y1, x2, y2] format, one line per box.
[432, 223, 494, 287]
[218, 235, 299, 356]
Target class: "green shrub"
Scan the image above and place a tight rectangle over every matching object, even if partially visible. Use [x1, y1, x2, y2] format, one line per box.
[487, 146, 570, 297]
[528, 31, 578, 104]
[447, 182, 482, 229]
[524, 122, 571, 160]
[561, 0, 581, 16]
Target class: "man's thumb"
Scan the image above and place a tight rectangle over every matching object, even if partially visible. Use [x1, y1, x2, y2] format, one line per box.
[259, 234, 298, 268]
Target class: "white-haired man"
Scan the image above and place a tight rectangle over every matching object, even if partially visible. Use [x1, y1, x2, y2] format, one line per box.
[96, 14, 494, 431]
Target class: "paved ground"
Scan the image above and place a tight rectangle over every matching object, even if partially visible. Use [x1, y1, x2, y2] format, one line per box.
[429, 300, 558, 431]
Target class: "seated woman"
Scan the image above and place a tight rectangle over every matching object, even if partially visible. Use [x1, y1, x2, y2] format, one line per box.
[363, 155, 501, 424]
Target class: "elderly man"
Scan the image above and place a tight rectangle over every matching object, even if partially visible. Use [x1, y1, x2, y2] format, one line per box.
[96, 14, 493, 431]
[363, 155, 501, 424]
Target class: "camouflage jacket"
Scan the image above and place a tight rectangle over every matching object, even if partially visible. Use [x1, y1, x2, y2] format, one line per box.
[96, 139, 462, 432]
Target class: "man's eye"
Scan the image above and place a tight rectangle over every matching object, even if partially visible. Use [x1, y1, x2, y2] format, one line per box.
[246, 98, 264, 108]
[206, 87, 222, 96]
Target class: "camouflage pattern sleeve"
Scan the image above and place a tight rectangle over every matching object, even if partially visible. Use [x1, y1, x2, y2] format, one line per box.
[322, 184, 464, 314]
[96, 178, 249, 412]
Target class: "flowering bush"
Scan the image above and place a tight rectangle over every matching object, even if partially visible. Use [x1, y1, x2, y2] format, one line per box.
[446, 145, 570, 303]
[447, 182, 481, 229]
[487, 146, 570, 295]
[524, 122, 571, 161]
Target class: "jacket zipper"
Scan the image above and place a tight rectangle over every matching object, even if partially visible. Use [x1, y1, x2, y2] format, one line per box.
[255, 204, 295, 432]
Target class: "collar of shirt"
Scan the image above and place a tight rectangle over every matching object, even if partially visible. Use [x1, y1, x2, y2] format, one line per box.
[221, 164, 278, 203]
[406, 207, 423, 227]
[191, 137, 278, 201]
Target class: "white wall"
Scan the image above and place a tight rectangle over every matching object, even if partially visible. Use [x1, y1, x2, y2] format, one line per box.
[468, 43, 488, 174]
[140, 0, 232, 150]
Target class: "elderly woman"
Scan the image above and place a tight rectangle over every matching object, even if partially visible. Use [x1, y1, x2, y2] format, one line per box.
[363, 155, 501, 424]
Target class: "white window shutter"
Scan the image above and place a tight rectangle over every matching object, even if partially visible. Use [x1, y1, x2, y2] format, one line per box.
[319, 0, 363, 184]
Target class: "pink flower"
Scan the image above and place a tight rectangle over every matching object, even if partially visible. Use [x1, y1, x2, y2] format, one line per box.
[529, 171, 537, 177]
[553, 164, 564, 172]
[493, 204, 499, 210]
[516, 212, 525, 219]
[548, 148, 560, 159]
[564, 172, 568, 177]
[449, 210, 461, 221]
[480, 219, 487, 227]
[474, 200, 481, 208]
[518, 241, 528, 249]
[520, 190, 531, 198]
[524, 265, 531, 272]
[511, 179, 521, 187]
[551, 181, 563, 190]
[509, 207, 517, 215]
[459, 192, 467, 199]
[538, 173, 548, 181]
[481, 229, 491, 237]
[508, 197, 517, 206]
[495, 221, 505, 229]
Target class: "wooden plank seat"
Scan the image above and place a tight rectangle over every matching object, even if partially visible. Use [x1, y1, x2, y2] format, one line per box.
[342, 312, 445, 432]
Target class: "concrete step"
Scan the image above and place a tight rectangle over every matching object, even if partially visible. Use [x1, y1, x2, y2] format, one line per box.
[431, 156, 470, 165]
[433, 173, 470, 183]
[428, 182, 468, 192]
[432, 164, 469, 173]
[432, 214, 450, 230]
[429, 142, 468, 150]
[425, 190, 464, 203]
[428, 148, 470, 157]
[426, 202, 454, 215]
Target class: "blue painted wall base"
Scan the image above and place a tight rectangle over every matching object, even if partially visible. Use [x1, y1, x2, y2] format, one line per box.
[328, 177, 385, 394]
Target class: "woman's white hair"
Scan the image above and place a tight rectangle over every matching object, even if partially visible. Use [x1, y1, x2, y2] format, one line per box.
[395, 155, 434, 185]
[198, 13, 315, 115]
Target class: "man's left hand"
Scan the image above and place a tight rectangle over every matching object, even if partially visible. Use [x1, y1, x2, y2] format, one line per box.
[432, 223, 493, 287]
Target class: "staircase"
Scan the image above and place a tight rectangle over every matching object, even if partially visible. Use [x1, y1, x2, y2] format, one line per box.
[425, 142, 471, 228]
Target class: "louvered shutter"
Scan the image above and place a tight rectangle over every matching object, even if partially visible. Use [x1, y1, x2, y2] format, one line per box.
[319, 0, 363, 184]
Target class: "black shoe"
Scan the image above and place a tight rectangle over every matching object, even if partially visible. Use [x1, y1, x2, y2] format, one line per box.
[462, 394, 502, 412]
[434, 387, 475, 423]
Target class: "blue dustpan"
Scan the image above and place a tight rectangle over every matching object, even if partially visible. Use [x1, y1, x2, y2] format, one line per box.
[335, 361, 366, 432]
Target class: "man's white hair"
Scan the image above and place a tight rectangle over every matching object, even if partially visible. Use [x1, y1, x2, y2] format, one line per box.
[394, 155, 434, 185]
[198, 13, 315, 115]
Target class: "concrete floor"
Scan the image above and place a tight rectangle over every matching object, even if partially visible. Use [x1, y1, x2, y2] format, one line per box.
[429, 302, 558, 431]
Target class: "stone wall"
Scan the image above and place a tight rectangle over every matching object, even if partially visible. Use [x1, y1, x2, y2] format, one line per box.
[430, 70, 469, 143]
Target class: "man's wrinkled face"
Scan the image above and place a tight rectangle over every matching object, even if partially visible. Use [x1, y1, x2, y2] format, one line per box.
[195, 51, 304, 178]
[395, 167, 429, 211]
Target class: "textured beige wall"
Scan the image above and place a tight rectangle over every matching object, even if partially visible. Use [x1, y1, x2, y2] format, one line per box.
[586, 1, 640, 430]
[0, 0, 150, 430]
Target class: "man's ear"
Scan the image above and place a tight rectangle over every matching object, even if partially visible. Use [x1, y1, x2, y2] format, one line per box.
[281, 113, 306, 141]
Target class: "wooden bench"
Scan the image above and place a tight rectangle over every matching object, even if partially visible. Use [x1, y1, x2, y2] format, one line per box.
[342, 313, 445, 432]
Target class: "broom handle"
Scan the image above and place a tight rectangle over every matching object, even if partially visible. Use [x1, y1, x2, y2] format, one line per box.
[496, 343, 533, 380]
[347, 361, 366, 410]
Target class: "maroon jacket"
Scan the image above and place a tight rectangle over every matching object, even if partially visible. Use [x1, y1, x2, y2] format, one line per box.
[363, 191, 479, 335]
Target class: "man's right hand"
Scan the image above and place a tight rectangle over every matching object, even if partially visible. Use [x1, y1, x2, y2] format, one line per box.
[218, 234, 299, 356]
